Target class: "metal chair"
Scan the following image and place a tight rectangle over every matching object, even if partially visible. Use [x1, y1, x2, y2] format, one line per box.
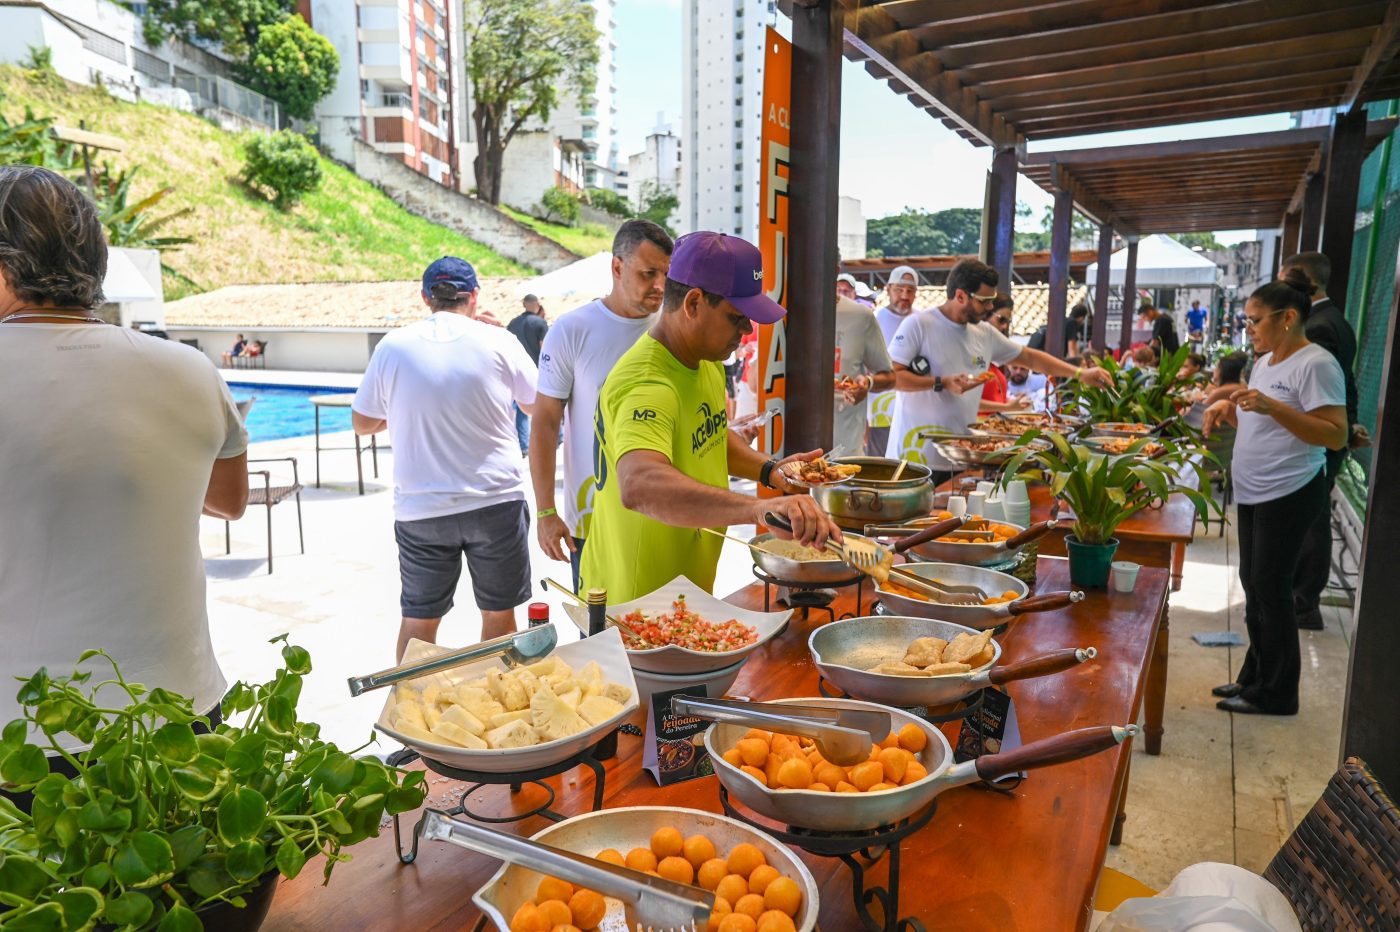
[225, 457, 304, 574]
[1264, 757, 1400, 930]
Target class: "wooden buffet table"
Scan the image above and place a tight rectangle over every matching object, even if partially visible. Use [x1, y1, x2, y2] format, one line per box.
[265, 557, 1168, 932]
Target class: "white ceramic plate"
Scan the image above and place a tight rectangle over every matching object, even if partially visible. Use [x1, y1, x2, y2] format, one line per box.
[374, 626, 638, 773]
[562, 575, 792, 675]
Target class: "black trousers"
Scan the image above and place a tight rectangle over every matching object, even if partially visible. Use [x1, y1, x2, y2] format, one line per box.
[1236, 469, 1328, 713]
[1292, 448, 1346, 620]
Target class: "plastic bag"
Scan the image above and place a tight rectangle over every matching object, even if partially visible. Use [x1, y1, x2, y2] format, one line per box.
[1096, 862, 1301, 932]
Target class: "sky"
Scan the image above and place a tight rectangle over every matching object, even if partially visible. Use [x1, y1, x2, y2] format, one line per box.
[610, 0, 1296, 246]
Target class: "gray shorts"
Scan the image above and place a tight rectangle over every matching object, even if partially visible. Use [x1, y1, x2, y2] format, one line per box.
[395, 501, 532, 617]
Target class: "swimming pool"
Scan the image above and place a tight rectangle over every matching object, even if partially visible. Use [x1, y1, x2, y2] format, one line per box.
[229, 383, 355, 443]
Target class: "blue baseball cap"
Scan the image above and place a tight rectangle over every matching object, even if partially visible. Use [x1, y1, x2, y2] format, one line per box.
[421, 256, 479, 298]
[668, 232, 786, 324]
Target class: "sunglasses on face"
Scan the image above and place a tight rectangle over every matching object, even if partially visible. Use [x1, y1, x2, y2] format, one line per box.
[992, 315, 1012, 325]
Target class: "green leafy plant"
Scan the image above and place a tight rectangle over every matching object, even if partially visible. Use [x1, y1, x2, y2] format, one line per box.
[1062, 345, 1203, 440]
[0, 104, 74, 169]
[585, 186, 631, 219]
[241, 130, 323, 209]
[0, 636, 426, 931]
[999, 430, 1218, 546]
[539, 185, 581, 226]
[92, 164, 194, 251]
[237, 16, 339, 122]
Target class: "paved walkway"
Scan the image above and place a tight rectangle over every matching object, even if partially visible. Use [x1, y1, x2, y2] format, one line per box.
[204, 431, 1356, 890]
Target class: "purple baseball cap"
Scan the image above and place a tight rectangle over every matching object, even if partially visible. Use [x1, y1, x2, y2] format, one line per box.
[668, 231, 786, 324]
[422, 256, 479, 298]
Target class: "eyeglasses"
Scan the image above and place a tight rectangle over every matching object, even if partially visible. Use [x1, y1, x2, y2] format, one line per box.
[968, 294, 998, 307]
[1244, 308, 1284, 328]
[992, 314, 1012, 325]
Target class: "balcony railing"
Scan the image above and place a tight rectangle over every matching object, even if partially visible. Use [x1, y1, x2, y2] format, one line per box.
[377, 92, 412, 109]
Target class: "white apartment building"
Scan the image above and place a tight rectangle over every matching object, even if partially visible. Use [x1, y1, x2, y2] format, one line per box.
[680, 0, 772, 239]
[627, 111, 680, 210]
[545, 0, 620, 192]
[308, 0, 467, 189]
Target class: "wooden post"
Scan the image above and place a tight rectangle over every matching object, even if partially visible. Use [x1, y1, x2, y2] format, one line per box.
[983, 148, 1017, 290]
[1321, 108, 1368, 311]
[1282, 211, 1302, 260]
[1271, 232, 1283, 280]
[1092, 223, 1113, 352]
[1119, 237, 1140, 354]
[1300, 171, 1326, 252]
[785, 0, 842, 454]
[1341, 262, 1400, 790]
[1046, 187, 1074, 357]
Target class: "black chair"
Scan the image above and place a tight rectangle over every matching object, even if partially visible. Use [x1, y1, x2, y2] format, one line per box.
[225, 457, 304, 574]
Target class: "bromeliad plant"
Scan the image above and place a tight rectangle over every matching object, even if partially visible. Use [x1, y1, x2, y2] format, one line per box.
[999, 430, 1219, 546]
[1060, 346, 1203, 440]
[0, 636, 426, 931]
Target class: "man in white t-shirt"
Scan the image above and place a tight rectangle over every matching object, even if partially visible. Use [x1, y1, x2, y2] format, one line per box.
[834, 286, 893, 455]
[353, 257, 538, 659]
[1006, 365, 1050, 412]
[866, 264, 921, 455]
[529, 220, 673, 590]
[0, 166, 248, 758]
[887, 259, 1113, 479]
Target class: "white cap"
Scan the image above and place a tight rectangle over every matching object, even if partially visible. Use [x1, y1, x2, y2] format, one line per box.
[836, 273, 858, 287]
[854, 281, 875, 298]
[888, 265, 918, 288]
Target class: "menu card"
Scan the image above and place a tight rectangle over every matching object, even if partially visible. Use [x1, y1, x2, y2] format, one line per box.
[643, 685, 713, 786]
[954, 686, 1025, 785]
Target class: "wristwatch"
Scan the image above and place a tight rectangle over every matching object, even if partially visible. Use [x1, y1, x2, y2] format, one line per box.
[933, 376, 944, 392]
[759, 458, 780, 489]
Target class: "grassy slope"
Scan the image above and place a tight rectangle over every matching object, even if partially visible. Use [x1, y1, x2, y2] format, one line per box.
[0, 66, 529, 299]
[500, 205, 612, 257]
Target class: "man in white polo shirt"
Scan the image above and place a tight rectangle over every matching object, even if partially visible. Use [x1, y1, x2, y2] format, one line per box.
[353, 257, 538, 659]
[866, 264, 921, 455]
[528, 220, 673, 591]
[887, 259, 1112, 482]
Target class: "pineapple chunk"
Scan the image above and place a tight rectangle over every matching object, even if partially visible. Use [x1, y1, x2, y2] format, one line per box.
[578, 695, 625, 727]
[440, 704, 486, 736]
[421, 702, 443, 730]
[529, 683, 589, 742]
[490, 709, 532, 728]
[485, 719, 536, 749]
[602, 682, 633, 705]
[393, 720, 437, 744]
[431, 720, 487, 749]
[523, 657, 557, 677]
[391, 699, 427, 731]
[557, 687, 582, 711]
[579, 661, 604, 684]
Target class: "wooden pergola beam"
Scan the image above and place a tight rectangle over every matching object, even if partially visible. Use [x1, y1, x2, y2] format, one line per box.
[1023, 127, 1332, 166]
[1340, 0, 1400, 110]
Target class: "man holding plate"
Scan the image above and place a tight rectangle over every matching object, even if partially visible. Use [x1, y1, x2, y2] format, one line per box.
[581, 232, 842, 603]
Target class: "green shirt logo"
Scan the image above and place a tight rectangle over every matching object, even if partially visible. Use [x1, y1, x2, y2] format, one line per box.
[690, 401, 728, 454]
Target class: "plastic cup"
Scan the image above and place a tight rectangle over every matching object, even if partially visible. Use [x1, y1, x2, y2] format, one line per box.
[1004, 479, 1030, 504]
[948, 495, 968, 518]
[1004, 500, 1032, 528]
[1111, 561, 1140, 593]
[983, 496, 1004, 521]
[967, 491, 987, 517]
[976, 480, 995, 497]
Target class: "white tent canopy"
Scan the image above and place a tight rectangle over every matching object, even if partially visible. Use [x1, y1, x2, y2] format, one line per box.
[516, 251, 613, 303]
[1086, 234, 1219, 289]
[102, 248, 160, 303]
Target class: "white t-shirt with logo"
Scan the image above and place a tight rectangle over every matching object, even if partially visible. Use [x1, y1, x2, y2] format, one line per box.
[886, 313, 1023, 469]
[1232, 343, 1345, 505]
[868, 304, 918, 429]
[535, 299, 651, 538]
[1007, 371, 1050, 412]
[354, 312, 537, 522]
[0, 325, 246, 747]
[834, 297, 893, 454]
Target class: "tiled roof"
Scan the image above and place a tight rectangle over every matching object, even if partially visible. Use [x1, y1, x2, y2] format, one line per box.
[163, 279, 537, 329]
[872, 282, 1088, 337]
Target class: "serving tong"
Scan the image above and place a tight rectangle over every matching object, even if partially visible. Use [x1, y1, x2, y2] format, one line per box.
[672, 695, 890, 766]
[539, 578, 641, 639]
[345, 626, 557, 697]
[424, 811, 713, 932]
[762, 512, 988, 604]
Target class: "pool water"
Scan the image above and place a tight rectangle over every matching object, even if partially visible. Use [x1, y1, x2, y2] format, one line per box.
[230, 383, 355, 443]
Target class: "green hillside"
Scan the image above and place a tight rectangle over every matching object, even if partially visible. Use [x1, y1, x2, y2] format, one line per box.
[0, 66, 529, 299]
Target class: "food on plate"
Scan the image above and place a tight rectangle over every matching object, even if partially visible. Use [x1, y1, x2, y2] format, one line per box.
[927, 515, 1019, 542]
[944, 436, 1019, 453]
[882, 577, 1019, 606]
[967, 371, 996, 384]
[863, 630, 997, 676]
[527, 828, 804, 932]
[619, 595, 758, 652]
[1098, 422, 1152, 434]
[757, 538, 840, 562]
[834, 375, 861, 392]
[780, 457, 861, 484]
[1090, 437, 1165, 456]
[724, 726, 930, 795]
[387, 655, 631, 750]
[978, 412, 1074, 434]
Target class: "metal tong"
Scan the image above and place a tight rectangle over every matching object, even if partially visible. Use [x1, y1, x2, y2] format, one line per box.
[423, 811, 713, 932]
[346, 626, 557, 697]
[672, 695, 889, 766]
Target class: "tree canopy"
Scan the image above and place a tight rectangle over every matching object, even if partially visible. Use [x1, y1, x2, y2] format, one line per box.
[140, 0, 295, 60]
[464, 0, 600, 205]
[238, 16, 339, 122]
[866, 207, 981, 257]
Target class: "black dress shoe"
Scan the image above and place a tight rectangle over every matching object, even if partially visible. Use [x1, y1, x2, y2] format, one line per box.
[1211, 683, 1244, 698]
[1216, 696, 1297, 715]
[1297, 608, 1324, 631]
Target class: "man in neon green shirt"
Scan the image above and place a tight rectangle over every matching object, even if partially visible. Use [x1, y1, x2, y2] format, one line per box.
[581, 231, 842, 603]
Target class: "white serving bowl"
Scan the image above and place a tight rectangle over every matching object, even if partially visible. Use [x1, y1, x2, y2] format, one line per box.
[631, 657, 747, 707]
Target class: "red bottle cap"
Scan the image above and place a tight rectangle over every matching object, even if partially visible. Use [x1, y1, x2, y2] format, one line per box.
[527, 602, 550, 622]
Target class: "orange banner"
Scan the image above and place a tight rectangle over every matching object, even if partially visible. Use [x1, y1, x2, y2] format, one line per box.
[757, 27, 791, 462]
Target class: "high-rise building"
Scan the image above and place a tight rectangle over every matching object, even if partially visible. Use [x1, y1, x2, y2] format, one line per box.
[546, 0, 619, 192]
[680, 0, 771, 238]
[306, 0, 465, 189]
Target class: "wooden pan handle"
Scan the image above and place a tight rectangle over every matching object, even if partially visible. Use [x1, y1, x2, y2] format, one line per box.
[1003, 520, 1057, 550]
[1007, 590, 1083, 616]
[987, 647, 1096, 686]
[975, 725, 1133, 782]
[892, 516, 965, 553]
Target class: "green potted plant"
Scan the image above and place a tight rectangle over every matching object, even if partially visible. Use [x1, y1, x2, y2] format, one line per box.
[1059, 346, 1203, 441]
[999, 431, 1218, 587]
[0, 636, 427, 931]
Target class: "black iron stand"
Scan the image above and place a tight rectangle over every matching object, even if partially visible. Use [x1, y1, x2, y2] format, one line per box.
[718, 785, 935, 932]
[753, 565, 868, 620]
[386, 743, 609, 865]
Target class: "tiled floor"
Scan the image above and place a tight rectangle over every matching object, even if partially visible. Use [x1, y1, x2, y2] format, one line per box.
[203, 429, 1357, 893]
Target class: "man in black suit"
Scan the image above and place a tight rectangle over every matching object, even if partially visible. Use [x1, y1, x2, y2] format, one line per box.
[1281, 252, 1368, 630]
